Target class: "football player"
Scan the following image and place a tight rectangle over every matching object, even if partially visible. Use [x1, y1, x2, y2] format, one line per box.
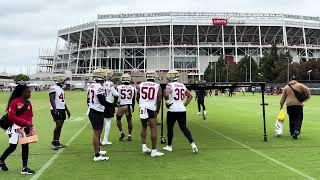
[137, 70, 164, 157]
[163, 70, 198, 153]
[101, 69, 119, 145]
[116, 74, 135, 141]
[49, 75, 71, 150]
[87, 68, 109, 161]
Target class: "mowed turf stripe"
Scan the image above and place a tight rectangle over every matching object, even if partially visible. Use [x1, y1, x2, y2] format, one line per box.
[30, 120, 90, 180]
[198, 124, 316, 180]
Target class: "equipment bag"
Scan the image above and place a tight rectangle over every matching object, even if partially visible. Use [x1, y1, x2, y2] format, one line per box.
[288, 84, 308, 102]
[275, 120, 284, 136]
[277, 109, 286, 121]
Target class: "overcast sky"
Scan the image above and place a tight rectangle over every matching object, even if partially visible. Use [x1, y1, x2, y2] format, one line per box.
[0, 0, 319, 75]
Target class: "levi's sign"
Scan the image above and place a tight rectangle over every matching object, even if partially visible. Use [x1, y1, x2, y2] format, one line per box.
[212, 18, 228, 26]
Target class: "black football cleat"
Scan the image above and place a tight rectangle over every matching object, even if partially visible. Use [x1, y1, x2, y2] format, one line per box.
[21, 167, 35, 175]
[0, 162, 8, 171]
[119, 132, 125, 141]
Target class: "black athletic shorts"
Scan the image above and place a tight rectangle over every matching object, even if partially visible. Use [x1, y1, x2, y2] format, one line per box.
[88, 108, 104, 130]
[104, 102, 115, 118]
[140, 109, 157, 121]
[167, 111, 187, 122]
[51, 109, 66, 121]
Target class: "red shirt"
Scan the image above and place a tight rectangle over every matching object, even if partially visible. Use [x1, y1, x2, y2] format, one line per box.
[8, 98, 33, 127]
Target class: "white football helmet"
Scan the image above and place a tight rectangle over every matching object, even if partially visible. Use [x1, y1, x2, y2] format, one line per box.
[121, 73, 131, 84]
[105, 69, 114, 80]
[93, 68, 107, 81]
[145, 70, 158, 81]
[166, 70, 180, 82]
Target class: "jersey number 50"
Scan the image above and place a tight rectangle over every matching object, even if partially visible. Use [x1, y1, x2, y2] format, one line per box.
[141, 87, 156, 100]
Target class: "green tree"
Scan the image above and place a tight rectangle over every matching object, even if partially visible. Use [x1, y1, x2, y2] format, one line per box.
[203, 65, 214, 82]
[236, 55, 259, 82]
[226, 63, 239, 82]
[14, 74, 30, 82]
[216, 55, 226, 82]
[259, 44, 293, 82]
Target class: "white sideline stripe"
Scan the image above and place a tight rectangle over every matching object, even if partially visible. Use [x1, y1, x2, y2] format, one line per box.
[68, 117, 84, 122]
[30, 121, 90, 180]
[199, 124, 316, 180]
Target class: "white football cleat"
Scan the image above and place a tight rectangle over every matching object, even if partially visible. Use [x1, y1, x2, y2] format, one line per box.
[197, 112, 201, 115]
[191, 143, 198, 153]
[204, 110, 207, 115]
[142, 147, 152, 154]
[93, 155, 109, 161]
[151, 150, 164, 157]
[99, 150, 107, 156]
[163, 145, 173, 152]
[101, 140, 112, 145]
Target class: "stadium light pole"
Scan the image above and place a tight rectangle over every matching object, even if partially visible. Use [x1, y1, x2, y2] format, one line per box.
[226, 65, 229, 82]
[214, 61, 217, 83]
[249, 56, 252, 82]
[284, 47, 290, 83]
[308, 70, 312, 81]
[244, 65, 248, 82]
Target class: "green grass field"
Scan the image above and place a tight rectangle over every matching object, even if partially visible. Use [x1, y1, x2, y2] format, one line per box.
[0, 91, 320, 180]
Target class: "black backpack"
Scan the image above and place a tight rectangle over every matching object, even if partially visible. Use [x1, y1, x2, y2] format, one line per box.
[288, 84, 309, 102]
[0, 100, 30, 130]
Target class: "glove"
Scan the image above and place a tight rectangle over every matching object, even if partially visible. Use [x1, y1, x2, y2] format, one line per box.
[166, 103, 173, 109]
[66, 110, 71, 119]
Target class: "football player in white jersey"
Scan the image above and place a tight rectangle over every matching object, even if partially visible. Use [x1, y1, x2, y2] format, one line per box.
[163, 70, 198, 153]
[116, 74, 136, 141]
[87, 68, 109, 161]
[49, 75, 71, 150]
[101, 69, 119, 145]
[137, 70, 164, 157]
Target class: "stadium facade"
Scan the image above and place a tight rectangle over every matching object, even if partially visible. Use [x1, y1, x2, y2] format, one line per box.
[38, 12, 320, 80]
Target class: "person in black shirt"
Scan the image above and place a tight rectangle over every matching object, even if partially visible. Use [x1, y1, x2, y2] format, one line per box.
[195, 89, 207, 115]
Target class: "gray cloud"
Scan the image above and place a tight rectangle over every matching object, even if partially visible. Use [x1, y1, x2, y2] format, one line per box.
[1, 0, 320, 74]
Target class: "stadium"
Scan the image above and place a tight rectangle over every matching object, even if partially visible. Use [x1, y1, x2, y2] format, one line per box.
[37, 12, 320, 80]
[3, 11, 320, 180]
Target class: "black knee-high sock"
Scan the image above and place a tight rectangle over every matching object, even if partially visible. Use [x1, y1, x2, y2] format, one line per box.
[0, 144, 17, 162]
[22, 144, 29, 167]
[167, 112, 176, 146]
[53, 120, 64, 144]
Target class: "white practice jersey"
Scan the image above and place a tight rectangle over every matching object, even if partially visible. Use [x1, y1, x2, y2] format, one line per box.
[48, 84, 66, 110]
[139, 81, 160, 111]
[117, 85, 135, 105]
[104, 81, 119, 103]
[167, 82, 187, 112]
[87, 83, 105, 112]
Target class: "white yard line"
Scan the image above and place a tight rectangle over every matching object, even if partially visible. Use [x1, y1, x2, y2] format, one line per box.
[199, 124, 316, 180]
[68, 117, 84, 122]
[30, 120, 90, 180]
